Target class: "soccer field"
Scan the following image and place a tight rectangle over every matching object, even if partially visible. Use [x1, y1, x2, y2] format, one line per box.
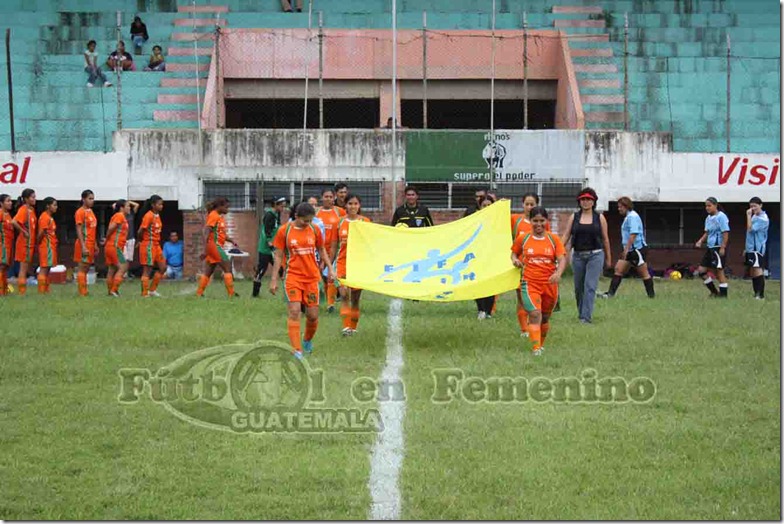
[0, 277, 780, 520]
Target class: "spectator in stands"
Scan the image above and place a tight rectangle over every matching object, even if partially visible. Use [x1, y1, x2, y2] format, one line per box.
[84, 40, 112, 88]
[144, 45, 166, 72]
[163, 231, 184, 280]
[107, 41, 135, 72]
[130, 16, 149, 55]
[391, 185, 434, 228]
[281, 0, 303, 12]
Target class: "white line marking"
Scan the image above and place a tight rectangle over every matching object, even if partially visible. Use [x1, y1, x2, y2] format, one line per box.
[368, 298, 405, 520]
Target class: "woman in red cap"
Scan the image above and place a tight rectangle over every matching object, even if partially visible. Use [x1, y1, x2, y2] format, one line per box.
[560, 187, 612, 323]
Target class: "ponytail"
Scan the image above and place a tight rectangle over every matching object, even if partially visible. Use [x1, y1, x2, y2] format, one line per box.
[206, 196, 229, 213]
[80, 189, 94, 206]
[113, 199, 127, 213]
[42, 197, 57, 212]
[140, 194, 163, 216]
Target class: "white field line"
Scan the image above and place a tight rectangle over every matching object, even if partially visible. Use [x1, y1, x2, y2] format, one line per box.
[368, 298, 406, 520]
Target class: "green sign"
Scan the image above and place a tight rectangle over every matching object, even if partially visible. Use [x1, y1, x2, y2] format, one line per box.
[405, 130, 585, 183]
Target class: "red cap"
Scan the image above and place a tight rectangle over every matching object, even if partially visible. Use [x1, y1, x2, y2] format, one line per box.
[577, 192, 597, 201]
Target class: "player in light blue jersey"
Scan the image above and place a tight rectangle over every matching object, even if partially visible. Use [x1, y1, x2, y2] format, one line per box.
[745, 196, 769, 299]
[600, 197, 655, 298]
[695, 197, 730, 298]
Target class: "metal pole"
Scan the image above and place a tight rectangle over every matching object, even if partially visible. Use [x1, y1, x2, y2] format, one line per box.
[490, 0, 496, 189]
[116, 10, 122, 130]
[422, 10, 427, 129]
[523, 11, 528, 130]
[215, 16, 222, 128]
[391, 0, 398, 211]
[300, 0, 314, 202]
[726, 33, 731, 152]
[5, 29, 15, 153]
[623, 12, 629, 131]
[318, 11, 324, 129]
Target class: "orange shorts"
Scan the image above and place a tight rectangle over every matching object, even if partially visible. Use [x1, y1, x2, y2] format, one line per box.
[139, 242, 165, 266]
[520, 280, 559, 315]
[14, 244, 34, 264]
[284, 279, 320, 307]
[104, 245, 126, 267]
[206, 243, 229, 265]
[38, 244, 58, 268]
[73, 242, 96, 265]
[337, 260, 347, 281]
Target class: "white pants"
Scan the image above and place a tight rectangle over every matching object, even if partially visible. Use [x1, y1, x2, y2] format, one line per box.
[124, 239, 135, 262]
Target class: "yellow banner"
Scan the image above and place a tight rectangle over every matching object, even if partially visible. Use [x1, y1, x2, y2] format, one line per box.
[342, 200, 520, 301]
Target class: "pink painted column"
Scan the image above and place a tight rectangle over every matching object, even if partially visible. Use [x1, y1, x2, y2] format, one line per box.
[379, 81, 402, 127]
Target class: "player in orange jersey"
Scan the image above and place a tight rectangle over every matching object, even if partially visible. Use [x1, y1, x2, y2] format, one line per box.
[104, 199, 131, 297]
[270, 202, 336, 359]
[0, 194, 14, 295]
[196, 196, 240, 298]
[510, 193, 552, 334]
[11, 188, 36, 295]
[36, 197, 58, 294]
[316, 188, 345, 313]
[137, 195, 167, 297]
[332, 194, 371, 336]
[74, 189, 99, 296]
[511, 206, 567, 356]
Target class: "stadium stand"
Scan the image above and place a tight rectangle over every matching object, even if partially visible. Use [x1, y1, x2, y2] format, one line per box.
[0, 0, 778, 152]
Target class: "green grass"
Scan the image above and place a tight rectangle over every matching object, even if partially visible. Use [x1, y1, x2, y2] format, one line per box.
[0, 277, 780, 519]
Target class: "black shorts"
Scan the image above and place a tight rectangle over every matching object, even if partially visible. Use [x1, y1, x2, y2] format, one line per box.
[624, 247, 648, 267]
[700, 248, 726, 270]
[744, 251, 766, 269]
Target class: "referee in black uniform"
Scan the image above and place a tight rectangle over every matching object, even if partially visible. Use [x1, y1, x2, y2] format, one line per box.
[391, 185, 434, 228]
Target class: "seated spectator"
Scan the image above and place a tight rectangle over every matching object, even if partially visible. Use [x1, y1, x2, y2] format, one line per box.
[107, 41, 135, 71]
[163, 231, 184, 280]
[144, 45, 166, 72]
[130, 16, 149, 55]
[84, 40, 112, 87]
[281, 0, 303, 12]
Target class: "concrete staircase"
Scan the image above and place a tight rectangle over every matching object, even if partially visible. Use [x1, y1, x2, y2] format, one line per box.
[552, 5, 624, 130]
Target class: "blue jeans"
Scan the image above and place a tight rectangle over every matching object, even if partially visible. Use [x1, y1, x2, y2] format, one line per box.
[85, 66, 107, 84]
[132, 35, 146, 50]
[165, 265, 183, 280]
[572, 249, 604, 322]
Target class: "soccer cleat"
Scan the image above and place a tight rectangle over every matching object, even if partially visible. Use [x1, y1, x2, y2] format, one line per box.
[341, 327, 352, 337]
[532, 349, 542, 356]
[104, 81, 112, 87]
[520, 331, 529, 338]
[149, 290, 162, 297]
[232, 292, 240, 298]
[755, 296, 765, 300]
[86, 82, 94, 87]
[477, 311, 487, 320]
[597, 292, 611, 299]
[327, 305, 335, 314]
[292, 350, 304, 360]
[110, 291, 119, 297]
[302, 339, 314, 354]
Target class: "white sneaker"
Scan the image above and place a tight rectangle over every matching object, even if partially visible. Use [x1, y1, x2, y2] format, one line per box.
[477, 311, 487, 320]
[350, 328, 357, 335]
[104, 81, 112, 87]
[149, 290, 162, 297]
[110, 291, 119, 297]
[341, 327, 352, 337]
[86, 82, 94, 87]
[520, 331, 529, 338]
[532, 349, 542, 356]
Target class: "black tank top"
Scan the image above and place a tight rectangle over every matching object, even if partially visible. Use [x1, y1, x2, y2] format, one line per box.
[571, 211, 603, 251]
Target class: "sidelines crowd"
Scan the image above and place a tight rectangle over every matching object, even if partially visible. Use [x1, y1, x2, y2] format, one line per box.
[0, 184, 770, 359]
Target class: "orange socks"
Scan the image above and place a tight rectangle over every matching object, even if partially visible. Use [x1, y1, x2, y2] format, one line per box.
[341, 303, 351, 329]
[106, 276, 114, 294]
[77, 272, 88, 296]
[287, 318, 302, 352]
[0, 272, 6, 295]
[38, 275, 47, 294]
[304, 318, 318, 342]
[541, 322, 550, 346]
[113, 274, 124, 294]
[150, 272, 162, 292]
[527, 324, 541, 350]
[516, 306, 528, 333]
[196, 274, 209, 296]
[327, 285, 337, 306]
[17, 282, 26, 295]
[223, 273, 235, 297]
[350, 307, 360, 330]
[141, 276, 150, 296]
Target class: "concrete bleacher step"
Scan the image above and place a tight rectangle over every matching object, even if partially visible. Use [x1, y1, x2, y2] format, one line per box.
[154, 109, 199, 121]
[177, 4, 229, 13]
[158, 94, 200, 104]
[173, 18, 228, 27]
[169, 46, 213, 56]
